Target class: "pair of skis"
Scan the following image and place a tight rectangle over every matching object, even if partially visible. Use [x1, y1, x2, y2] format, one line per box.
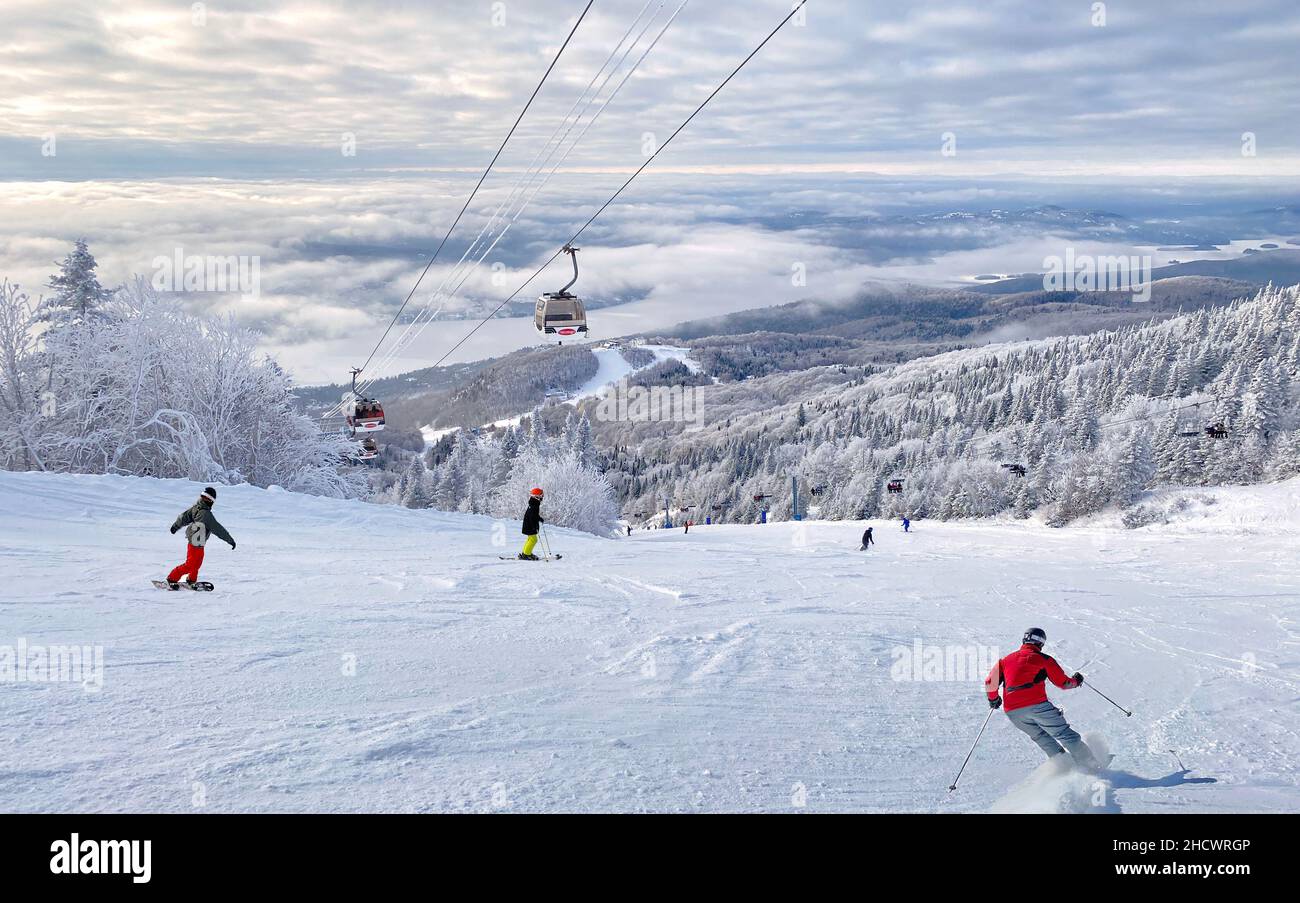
[499, 554, 563, 561]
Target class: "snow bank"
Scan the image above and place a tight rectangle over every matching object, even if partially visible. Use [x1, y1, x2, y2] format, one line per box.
[1083, 477, 1300, 535]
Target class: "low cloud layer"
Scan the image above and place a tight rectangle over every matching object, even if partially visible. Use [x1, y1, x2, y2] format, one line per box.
[5, 172, 1298, 384]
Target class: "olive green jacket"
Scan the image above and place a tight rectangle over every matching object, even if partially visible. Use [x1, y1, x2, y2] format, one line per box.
[170, 500, 235, 548]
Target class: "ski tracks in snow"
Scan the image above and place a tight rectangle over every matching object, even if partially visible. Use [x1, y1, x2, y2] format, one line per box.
[4, 472, 1300, 812]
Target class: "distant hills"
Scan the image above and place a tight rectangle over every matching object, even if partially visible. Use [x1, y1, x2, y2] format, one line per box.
[295, 240, 1300, 443]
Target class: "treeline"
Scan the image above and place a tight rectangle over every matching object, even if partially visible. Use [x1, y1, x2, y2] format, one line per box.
[596, 284, 1300, 526]
[377, 410, 617, 535]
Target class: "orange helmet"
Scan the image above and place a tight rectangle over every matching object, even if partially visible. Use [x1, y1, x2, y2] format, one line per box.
[530, 487, 544, 498]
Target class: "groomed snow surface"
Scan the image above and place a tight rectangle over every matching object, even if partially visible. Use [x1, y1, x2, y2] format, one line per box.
[1, 471, 1297, 813]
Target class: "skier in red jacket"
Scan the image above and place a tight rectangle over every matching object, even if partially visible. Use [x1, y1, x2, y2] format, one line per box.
[984, 627, 1097, 769]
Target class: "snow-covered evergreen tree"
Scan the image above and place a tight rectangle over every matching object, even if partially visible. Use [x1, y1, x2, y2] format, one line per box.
[401, 456, 430, 508]
[40, 239, 113, 329]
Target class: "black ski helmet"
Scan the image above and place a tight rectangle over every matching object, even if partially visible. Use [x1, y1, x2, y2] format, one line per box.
[1023, 627, 1047, 646]
[201, 486, 217, 502]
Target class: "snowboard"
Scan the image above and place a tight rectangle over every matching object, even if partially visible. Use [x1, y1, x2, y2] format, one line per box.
[499, 555, 563, 561]
[152, 579, 214, 592]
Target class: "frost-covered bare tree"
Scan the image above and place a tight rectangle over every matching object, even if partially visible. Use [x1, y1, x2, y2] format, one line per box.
[0, 280, 50, 471]
[0, 272, 363, 498]
[412, 410, 616, 535]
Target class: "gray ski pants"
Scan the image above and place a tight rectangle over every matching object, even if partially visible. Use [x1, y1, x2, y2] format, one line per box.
[1006, 701, 1093, 766]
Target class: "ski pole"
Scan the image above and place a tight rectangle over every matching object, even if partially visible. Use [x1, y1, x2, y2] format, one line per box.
[948, 706, 995, 793]
[1084, 681, 1132, 717]
[540, 524, 554, 560]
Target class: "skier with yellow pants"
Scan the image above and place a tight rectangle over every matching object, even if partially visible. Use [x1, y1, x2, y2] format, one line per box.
[519, 487, 545, 560]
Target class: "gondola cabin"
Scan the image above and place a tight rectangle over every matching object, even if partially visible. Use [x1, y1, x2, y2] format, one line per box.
[356, 437, 379, 461]
[345, 396, 385, 433]
[535, 296, 587, 338]
[886, 479, 904, 494]
[535, 245, 589, 340]
[342, 368, 384, 433]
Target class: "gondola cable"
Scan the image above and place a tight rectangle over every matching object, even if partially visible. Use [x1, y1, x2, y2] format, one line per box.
[348, 0, 596, 386]
[419, 0, 810, 373]
[357, 0, 690, 390]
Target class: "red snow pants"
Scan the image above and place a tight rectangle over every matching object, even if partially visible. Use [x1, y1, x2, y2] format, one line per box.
[168, 545, 205, 583]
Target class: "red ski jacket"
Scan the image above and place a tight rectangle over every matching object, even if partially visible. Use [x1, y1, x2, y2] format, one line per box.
[985, 644, 1079, 712]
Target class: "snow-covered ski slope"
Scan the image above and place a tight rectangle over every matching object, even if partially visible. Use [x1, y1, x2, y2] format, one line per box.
[420, 344, 700, 445]
[1, 471, 1297, 813]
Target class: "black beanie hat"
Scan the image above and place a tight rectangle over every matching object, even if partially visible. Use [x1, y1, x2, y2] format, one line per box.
[201, 486, 217, 502]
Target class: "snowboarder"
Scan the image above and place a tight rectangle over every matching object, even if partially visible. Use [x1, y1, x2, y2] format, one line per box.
[165, 486, 235, 588]
[902, 517, 910, 533]
[860, 525, 874, 550]
[519, 487, 544, 560]
[984, 627, 1096, 769]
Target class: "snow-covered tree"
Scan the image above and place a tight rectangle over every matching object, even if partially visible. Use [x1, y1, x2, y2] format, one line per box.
[400, 456, 430, 508]
[39, 239, 113, 329]
[491, 446, 617, 536]
[0, 275, 362, 497]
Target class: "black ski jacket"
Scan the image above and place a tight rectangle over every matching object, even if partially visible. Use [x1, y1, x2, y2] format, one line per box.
[522, 497, 544, 536]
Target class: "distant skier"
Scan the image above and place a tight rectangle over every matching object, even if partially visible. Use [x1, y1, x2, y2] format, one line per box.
[684, 520, 691, 534]
[984, 627, 1096, 769]
[626, 525, 632, 537]
[165, 486, 235, 588]
[859, 525, 874, 550]
[519, 487, 544, 560]
[902, 517, 910, 533]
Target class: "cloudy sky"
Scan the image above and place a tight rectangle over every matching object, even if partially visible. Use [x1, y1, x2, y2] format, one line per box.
[3, 0, 1299, 383]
